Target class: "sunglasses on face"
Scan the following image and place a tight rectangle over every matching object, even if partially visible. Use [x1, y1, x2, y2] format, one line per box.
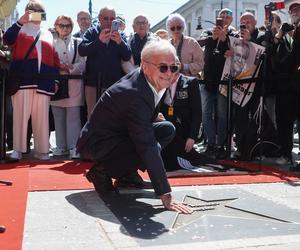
[146, 61, 180, 73]
[170, 26, 182, 32]
[57, 23, 72, 29]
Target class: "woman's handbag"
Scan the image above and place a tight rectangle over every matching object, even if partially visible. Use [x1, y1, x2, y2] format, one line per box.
[6, 32, 41, 96]
[51, 38, 78, 101]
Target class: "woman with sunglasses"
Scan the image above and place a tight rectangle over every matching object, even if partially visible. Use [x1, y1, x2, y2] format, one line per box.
[166, 13, 204, 77]
[50, 15, 85, 159]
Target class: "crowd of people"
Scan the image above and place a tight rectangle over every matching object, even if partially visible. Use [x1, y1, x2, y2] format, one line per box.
[1, 0, 300, 211]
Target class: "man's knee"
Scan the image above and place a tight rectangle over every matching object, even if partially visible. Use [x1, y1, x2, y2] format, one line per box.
[153, 121, 176, 148]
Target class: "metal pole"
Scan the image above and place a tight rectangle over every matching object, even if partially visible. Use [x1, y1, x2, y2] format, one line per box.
[0, 69, 6, 161]
[89, 0, 92, 17]
[226, 77, 233, 158]
[221, 0, 224, 10]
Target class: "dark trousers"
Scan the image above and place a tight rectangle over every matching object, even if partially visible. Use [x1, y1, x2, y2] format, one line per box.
[95, 121, 175, 178]
[276, 91, 298, 158]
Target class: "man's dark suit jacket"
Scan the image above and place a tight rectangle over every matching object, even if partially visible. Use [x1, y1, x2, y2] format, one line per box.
[77, 69, 171, 196]
[161, 75, 201, 141]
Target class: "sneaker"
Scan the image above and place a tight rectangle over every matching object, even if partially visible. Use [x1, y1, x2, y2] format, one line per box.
[275, 156, 289, 165]
[69, 148, 80, 159]
[52, 147, 69, 156]
[34, 152, 50, 161]
[114, 172, 145, 188]
[86, 164, 118, 195]
[10, 150, 22, 160]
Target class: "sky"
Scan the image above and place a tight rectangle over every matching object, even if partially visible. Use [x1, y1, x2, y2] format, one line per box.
[16, 0, 189, 34]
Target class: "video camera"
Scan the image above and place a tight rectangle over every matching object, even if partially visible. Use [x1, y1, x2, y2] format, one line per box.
[264, 2, 285, 24]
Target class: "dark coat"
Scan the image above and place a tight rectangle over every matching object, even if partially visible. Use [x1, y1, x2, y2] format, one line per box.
[160, 75, 201, 140]
[78, 24, 131, 88]
[77, 69, 171, 196]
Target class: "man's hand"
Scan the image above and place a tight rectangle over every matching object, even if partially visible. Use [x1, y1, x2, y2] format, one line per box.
[185, 138, 195, 153]
[240, 28, 251, 41]
[160, 193, 193, 214]
[110, 30, 122, 44]
[156, 112, 165, 122]
[99, 29, 111, 43]
[18, 10, 32, 25]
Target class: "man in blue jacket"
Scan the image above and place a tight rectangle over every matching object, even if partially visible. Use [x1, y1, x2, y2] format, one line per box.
[77, 40, 192, 214]
[78, 6, 131, 116]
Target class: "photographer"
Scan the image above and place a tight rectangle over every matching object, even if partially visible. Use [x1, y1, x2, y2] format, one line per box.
[271, 11, 296, 165]
[78, 6, 131, 117]
[198, 8, 236, 159]
[288, 3, 300, 169]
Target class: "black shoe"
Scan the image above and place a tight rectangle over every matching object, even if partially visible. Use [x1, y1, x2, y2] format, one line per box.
[86, 165, 118, 195]
[203, 144, 217, 159]
[290, 164, 300, 172]
[115, 171, 145, 188]
[216, 146, 228, 160]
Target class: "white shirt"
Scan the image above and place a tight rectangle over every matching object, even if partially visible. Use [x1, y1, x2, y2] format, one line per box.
[146, 79, 166, 107]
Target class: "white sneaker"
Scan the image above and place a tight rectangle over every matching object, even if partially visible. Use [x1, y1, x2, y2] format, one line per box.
[52, 147, 69, 156]
[34, 152, 50, 161]
[69, 148, 80, 159]
[10, 150, 22, 160]
[275, 156, 289, 165]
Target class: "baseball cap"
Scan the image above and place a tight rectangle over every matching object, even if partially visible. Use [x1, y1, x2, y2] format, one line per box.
[219, 8, 233, 16]
[289, 3, 300, 13]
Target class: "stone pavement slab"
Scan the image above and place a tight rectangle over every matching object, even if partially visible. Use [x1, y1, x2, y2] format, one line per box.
[23, 183, 300, 250]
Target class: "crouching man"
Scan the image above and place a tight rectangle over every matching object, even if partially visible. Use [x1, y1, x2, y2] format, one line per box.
[77, 40, 192, 214]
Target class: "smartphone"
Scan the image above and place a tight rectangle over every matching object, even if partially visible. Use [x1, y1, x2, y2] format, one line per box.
[240, 24, 246, 30]
[29, 12, 46, 22]
[111, 20, 120, 32]
[216, 18, 224, 28]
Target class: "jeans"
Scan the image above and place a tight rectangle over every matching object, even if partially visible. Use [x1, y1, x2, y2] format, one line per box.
[200, 84, 227, 146]
[51, 106, 81, 150]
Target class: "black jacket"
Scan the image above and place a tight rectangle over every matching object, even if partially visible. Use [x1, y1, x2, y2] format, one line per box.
[77, 69, 171, 196]
[160, 75, 201, 140]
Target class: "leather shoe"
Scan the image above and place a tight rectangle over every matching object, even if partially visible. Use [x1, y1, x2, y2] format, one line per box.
[115, 171, 145, 188]
[86, 165, 118, 195]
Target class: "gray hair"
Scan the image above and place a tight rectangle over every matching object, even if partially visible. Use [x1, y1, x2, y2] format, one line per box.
[166, 13, 186, 32]
[141, 40, 176, 63]
[99, 6, 116, 17]
[25, 0, 45, 12]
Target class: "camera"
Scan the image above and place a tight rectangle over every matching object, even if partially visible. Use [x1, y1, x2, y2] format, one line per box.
[216, 18, 224, 28]
[281, 22, 294, 34]
[29, 12, 46, 22]
[111, 20, 120, 32]
[240, 24, 246, 30]
[264, 2, 285, 22]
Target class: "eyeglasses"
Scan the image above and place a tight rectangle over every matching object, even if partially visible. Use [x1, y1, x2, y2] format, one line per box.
[145, 61, 180, 73]
[102, 16, 115, 21]
[57, 24, 72, 29]
[135, 21, 148, 26]
[170, 26, 182, 32]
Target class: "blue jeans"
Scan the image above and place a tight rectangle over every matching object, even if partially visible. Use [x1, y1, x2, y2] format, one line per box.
[200, 85, 227, 146]
[51, 106, 81, 150]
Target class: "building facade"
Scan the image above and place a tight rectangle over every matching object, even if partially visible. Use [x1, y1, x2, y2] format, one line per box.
[151, 0, 291, 39]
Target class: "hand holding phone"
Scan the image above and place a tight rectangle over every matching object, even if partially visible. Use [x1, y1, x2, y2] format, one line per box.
[216, 18, 224, 28]
[111, 20, 120, 32]
[29, 12, 46, 22]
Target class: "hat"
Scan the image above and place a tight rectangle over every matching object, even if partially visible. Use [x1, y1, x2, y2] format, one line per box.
[219, 8, 233, 16]
[289, 3, 300, 12]
[116, 15, 126, 24]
